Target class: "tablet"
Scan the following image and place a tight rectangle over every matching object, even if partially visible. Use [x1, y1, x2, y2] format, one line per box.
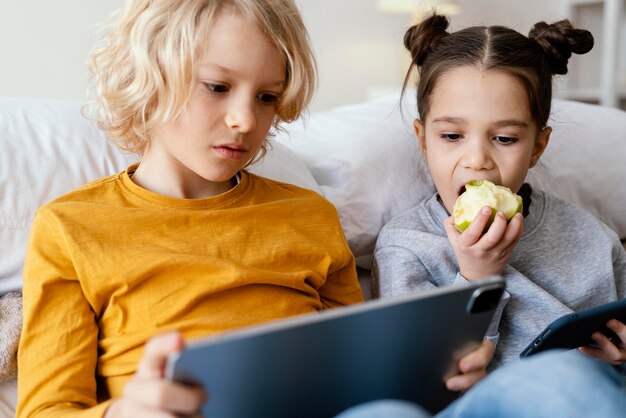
[520, 298, 626, 358]
[166, 276, 505, 418]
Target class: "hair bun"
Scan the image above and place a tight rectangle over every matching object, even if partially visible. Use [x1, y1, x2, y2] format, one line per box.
[529, 19, 594, 75]
[404, 14, 450, 66]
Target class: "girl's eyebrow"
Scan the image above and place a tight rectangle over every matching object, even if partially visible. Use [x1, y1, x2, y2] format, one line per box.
[431, 117, 529, 128]
[493, 119, 529, 128]
[432, 116, 464, 124]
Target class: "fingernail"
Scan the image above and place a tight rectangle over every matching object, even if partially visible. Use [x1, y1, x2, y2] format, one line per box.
[446, 379, 459, 391]
[481, 206, 492, 215]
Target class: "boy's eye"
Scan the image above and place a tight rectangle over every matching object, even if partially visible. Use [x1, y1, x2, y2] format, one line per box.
[257, 93, 279, 105]
[494, 136, 518, 144]
[441, 133, 462, 141]
[205, 83, 229, 94]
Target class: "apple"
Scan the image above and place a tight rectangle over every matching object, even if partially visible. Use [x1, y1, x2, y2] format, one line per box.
[453, 180, 522, 232]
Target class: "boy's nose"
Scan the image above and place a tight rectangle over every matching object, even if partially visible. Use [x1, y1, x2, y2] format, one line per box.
[225, 99, 256, 133]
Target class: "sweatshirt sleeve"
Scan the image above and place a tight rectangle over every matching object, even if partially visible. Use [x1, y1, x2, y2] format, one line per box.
[613, 240, 626, 299]
[17, 210, 110, 418]
[372, 244, 437, 298]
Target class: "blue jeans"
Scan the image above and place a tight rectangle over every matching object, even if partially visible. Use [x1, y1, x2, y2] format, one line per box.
[336, 350, 626, 418]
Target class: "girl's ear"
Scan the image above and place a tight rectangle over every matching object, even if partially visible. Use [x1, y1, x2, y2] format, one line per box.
[414, 119, 426, 155]
[530, 126, 551, 167]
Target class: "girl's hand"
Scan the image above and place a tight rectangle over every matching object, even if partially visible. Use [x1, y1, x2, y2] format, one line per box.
[444, 207, 524, 281]
[579, 319, 626, 365]
[104, 332, 207, 418]
[445, 339, 495, 391]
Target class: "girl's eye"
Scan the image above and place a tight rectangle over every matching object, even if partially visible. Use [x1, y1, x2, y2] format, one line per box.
[258, 93, 279, 105]
[441, 133, 462, 141]
[494, 136, 518, 145]
[205, 83, 229, 94]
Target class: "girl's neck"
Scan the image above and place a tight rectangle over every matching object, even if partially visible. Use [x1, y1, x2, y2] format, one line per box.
[518, 183, 532, 217]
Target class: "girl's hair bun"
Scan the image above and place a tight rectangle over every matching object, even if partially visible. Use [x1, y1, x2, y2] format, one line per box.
[404, 14, 450, 66]
[529, 19, 594, 75]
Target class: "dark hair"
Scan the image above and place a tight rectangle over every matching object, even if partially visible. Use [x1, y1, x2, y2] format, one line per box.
[403, 14, 594, 128]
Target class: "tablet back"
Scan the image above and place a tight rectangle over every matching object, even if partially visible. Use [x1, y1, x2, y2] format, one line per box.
[166, 276, 505, 418]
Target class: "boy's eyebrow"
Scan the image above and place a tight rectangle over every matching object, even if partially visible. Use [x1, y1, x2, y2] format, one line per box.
[198, 63, 286, 86]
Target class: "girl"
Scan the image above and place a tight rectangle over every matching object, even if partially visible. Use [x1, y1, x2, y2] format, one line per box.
[373, 13, 626, 371]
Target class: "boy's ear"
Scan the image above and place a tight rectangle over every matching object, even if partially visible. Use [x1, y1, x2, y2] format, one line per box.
[530, 126, 551, 167]
[414, 119, 426, 155]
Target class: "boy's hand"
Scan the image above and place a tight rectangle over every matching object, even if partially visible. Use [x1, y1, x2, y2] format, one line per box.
[105, 332, 207, 417]
[579, 319, 626, 365]
[445, 339, 495, 391]
[444, 207, 524, 281]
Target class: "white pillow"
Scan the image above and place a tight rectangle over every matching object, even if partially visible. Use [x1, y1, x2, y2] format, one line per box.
[0, 98, 137, 294]
[0, 98, 320, 294]
[276, 94, 626, 269]
[527, 99, 626, 238]
[275, 93, 435, 268]
[247, 142, 321, 195]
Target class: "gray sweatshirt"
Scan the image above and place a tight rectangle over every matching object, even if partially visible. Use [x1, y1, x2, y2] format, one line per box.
[372, 185, 626, 369]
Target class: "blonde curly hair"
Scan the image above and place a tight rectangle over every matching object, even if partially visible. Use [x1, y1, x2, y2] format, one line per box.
[86, 0, 316, 155]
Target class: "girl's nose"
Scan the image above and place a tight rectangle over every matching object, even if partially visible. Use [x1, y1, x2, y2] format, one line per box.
[460, 139, 494, 171]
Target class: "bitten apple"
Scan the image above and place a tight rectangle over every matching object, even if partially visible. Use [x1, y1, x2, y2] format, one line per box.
[453, 180, 522, 232]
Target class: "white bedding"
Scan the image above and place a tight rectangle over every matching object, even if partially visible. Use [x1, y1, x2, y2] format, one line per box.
[0, 95, 625, 417]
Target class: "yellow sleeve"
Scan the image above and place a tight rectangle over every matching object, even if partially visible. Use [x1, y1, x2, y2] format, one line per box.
[315, 210, 364, 309]
[17, 209, 109, 418]
[318, 254, 364, 309]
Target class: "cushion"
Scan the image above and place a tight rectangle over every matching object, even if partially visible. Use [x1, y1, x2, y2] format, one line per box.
[2, 95, 625, 290]
[527, 99, 626, 238]
[0, 98, 320, 294]
[275, 93, 626, 269]
[0, 98, 136, 294]
[274, 93, 434, 268]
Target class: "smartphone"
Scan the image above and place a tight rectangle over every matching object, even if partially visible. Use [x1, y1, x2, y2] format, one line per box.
[520, 298, 626, 358]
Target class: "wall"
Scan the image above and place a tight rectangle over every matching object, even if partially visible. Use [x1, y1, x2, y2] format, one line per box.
[0, 0, 601, 111]
[0, 0, 119, 101]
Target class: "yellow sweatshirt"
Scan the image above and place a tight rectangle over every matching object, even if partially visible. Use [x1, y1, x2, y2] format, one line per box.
[18, 168, 363, 418]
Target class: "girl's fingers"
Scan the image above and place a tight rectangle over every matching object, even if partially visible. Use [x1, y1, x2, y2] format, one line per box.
[579, 330, 626, 365]
[607, 319, 626, 346]
[459, 206, 493, 247]
[446, 369, 487, 392]
[446, 340, 494, 392]
[501, 213, 524, 245]
[478, 211, 508, 250]
[498, 213, 524, 254]
[444, 216, 461, 242]
[458, 339, 495, 373]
